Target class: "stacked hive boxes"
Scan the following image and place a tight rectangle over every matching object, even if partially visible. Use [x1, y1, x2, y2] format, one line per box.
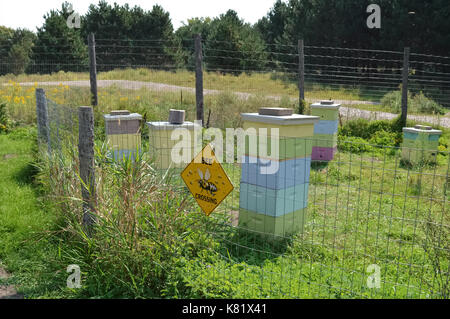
[401, 125, 442, 164]
[310, 100, 340, 161]
[147, 120, 201, 170]
[104, 110, 142, 161]
[239, 108, 319, 237]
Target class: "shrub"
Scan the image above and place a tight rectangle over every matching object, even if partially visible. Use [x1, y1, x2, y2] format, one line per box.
[380, 90, 405, 113]
[339, 118, 398, 140]
[412, 92, 445, 115]
[368, 130, 400, 148]
[338, 136, 372, 153]
[0, 102, 11, 133]
[381, 90, 445, 115]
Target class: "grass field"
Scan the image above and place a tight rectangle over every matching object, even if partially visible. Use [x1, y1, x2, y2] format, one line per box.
[0, 127, 73, 298]
[0, 68, 371, 101]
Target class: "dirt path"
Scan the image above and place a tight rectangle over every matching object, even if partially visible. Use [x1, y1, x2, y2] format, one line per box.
[0, 265, 22, 299]
[9, 80, 450, 127]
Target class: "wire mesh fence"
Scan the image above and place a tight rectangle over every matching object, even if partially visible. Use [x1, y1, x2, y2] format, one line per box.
[37, 93, 450, 298]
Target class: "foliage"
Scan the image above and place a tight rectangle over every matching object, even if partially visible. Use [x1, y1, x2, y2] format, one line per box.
[256, 0, 450, 57]
[30, 2, 88, 73]
[82, 1, 177, 70]
[0, 102, 12, 133]
[0, 27, 36, 76]
[338, 118, 403, 154]
[174, 17, 212, 70]
[339, 118, 402, 141]
[368, 130, 399, 148]
[381, 90, 445, 115]
[338, 136, 373, 153]
[204, 10, 268, 75]
[422, 210, 450, 299]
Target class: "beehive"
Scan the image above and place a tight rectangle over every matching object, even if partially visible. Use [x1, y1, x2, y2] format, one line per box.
[310, 100, 340, 161]
[147, 121, 201, 169]
[104, 110, 142, 161]
[239, 109, 319, 237]
[401, 125, 442, 164]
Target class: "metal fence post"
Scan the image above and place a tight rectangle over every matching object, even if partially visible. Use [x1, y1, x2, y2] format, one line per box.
[35, 88, 51, 153]
[78, 106, 96, 235]
[88, 33, 98, 107]
[401, 47, 410, 126]
[195, 34, 204, 126]
[298, 39, 305, 114]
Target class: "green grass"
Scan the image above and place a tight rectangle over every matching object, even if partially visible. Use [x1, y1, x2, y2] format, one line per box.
[0, 127, 71, 298]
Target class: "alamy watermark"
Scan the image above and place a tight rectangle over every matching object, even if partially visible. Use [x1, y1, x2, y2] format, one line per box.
[366, 264, 381, 289]
[66, 264, 81, 288]
[66, 4, 81, 29]
[169, 120, 280, 174]
[366, 4, 381, 29]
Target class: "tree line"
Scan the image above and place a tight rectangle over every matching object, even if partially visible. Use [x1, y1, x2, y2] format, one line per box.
[0, 0, 449, 76]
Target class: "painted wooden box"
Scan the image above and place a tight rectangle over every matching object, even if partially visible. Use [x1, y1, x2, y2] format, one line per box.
[310, 101, 340, 161]
[147, 121, 202, 169]
[104, 110, 142, 161]
[401, 125, 442, 164]
[238, 110, 319, 236]
[239, 182, 309, 216]
[238, 208, 306, 238]
[240, 155, 311, 189]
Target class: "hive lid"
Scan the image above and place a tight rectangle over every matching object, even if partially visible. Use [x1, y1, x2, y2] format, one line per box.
[310, 100, 341, 109]
[110, 110, 130, 116]
[104, 110, 142, 121]
[146, 121, 201, 130]
[241, 113, 319, 125]
[403, 125, 442, 134]
[258, 107, 293, 116]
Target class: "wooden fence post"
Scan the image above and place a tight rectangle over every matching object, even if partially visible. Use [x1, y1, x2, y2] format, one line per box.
[298, 39, 305, 114]
[88, 33, 98, 107]
[195, 34, 204, 125]
[35, 88, 51, 153]
[401, 47, 410, 127]
[78, 106, 96, 235]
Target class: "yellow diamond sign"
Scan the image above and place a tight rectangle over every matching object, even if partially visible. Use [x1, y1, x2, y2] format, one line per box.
[181, 144, 234, 216]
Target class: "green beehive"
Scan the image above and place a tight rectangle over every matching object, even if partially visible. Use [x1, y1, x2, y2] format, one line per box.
[401, 125, 442, 164]
[239, 108, 319, 238]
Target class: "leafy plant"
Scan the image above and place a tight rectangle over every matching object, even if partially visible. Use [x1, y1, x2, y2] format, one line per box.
[0, 102, 11, 133]
[338, 136, 372, 153]
[381, 90, 445, 115]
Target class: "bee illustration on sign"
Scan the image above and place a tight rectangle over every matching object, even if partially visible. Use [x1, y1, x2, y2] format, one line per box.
[197, 168, 218, 196]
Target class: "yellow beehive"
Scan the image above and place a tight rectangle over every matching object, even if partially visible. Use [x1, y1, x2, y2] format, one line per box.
[147, 121, 202, 169]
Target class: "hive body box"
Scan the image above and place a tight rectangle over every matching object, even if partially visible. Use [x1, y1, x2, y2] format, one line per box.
[239, 112, 319, 237]
[104, 111, 142, 161]
[401, 125, 442, 164]
[310, 101, 340, 161]
[147, 121, 201, 169]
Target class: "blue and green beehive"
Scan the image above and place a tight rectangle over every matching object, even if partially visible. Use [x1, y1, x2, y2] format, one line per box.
[401, 125, 442, 164]
[104, 110, 142, 161]
[310, 100, 340, 161]
[239, 108, 319, 237]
